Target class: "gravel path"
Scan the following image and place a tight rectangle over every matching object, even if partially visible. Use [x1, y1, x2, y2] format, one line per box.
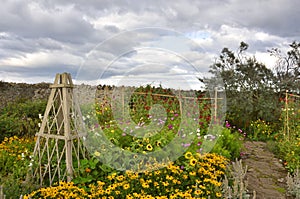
[242, 141, 290, 199]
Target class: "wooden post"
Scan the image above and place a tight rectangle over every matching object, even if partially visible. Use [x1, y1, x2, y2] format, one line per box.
[32, 73, 86, 186]
[0, 185, 5, 199]
[214, 87, 218, 122]
[179, 89, 183, 116]
[285, 90, 289, 141]
[122, 86, 125, 119]
[61, 73, 73, 182]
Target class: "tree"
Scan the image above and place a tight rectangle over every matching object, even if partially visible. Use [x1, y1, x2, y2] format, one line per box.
[207, 42, 279, 128]
[269, 41, 300, 93]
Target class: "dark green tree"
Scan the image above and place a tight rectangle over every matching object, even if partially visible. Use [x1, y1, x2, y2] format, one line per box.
[207, 42, 279, 129]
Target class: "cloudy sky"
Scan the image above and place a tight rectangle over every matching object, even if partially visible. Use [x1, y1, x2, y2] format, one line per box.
[0, 0, 299, 90]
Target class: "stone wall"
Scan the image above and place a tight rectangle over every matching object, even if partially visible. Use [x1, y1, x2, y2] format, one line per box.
[0, 81, 51, 110]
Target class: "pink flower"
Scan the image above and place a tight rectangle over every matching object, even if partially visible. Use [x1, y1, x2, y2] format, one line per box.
[225, 120, 230, 128]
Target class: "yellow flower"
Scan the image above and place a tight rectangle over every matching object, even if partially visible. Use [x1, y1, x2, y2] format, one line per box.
[146, 144, 153, 151]
[94, 151, 100, 157]
[105, 188, 112, 194]
[154, 170, 161, 175]
[123, 183, 130, 190]
[156, 140, 161, 146]
[142, 182, 149, 188]
[189, 158, 197, 167]
[194, 189, 202, 195]
[116, 175, 125, 181]
[184, 151, 193, 159]
[189, 171, 196, 176]
[162, 181, 169, 186]
[216, 192, 222, 197]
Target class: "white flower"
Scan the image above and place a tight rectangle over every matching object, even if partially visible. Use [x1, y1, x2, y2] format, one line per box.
[204, 134, 216, 140]
[38, 114, 43, 119]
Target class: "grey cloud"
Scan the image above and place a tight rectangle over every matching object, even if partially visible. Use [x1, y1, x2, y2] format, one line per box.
[1, 0, 300, 86]
[0, 1, 97, 44]
[0, 64, 78, 80]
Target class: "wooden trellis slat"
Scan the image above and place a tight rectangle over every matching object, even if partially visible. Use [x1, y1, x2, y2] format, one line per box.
[31, 73, 86, 186]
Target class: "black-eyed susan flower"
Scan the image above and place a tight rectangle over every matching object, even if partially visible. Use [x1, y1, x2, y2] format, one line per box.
[184, 151, 193, 159]
[116, 175, 124, 181]
[194, 189, 202, 195]
[156, 140, 161, 146]
[189, 171, 196, 176]
[123, 183, 130, 190]
[146, 144, 153, 151]
[189, 158, 197, 167]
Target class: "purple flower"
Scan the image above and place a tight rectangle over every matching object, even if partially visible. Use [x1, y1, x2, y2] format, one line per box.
[238, 128, 243, 133]
[174, 113, 179, 117]
[180, 165, 184, 170]
[225, 121, 230, 128]
[181, 143, 191, 147]
[168, 124, 173, 130]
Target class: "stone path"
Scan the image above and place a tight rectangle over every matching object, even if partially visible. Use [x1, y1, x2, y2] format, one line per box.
[242, 141, 290, 199]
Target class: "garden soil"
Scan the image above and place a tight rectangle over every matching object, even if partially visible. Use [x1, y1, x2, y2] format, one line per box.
[242, 141, 292, 199]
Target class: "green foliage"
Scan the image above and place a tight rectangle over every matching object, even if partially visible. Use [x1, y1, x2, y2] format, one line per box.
[73, 157, 116, 186]
[274, 97, 300, 174]
[211, 127, 243, 160]
[0, 99, 47, 141]
[0, 136, 38, 198]
[277, 138, 300, 174]
[248, 119, 274, 141]
[206, 41, 300, 130]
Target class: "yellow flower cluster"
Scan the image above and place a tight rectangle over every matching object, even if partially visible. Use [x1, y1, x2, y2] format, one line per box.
[0, 136, 35, 154]
[23, 181, 88, 199]
[0, 136, 35, 166]
[25, 152, 227, 198]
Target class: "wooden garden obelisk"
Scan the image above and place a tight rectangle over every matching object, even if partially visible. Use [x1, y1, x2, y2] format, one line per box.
[32, 73, 86, 186]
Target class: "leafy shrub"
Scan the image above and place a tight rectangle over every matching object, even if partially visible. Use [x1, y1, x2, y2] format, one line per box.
[211, 127, 243, 160]
[277, 138, 300, 173]
[0, 136, 38, 198]
[248, 119, 274, 141]
[0, 99, 47, 141]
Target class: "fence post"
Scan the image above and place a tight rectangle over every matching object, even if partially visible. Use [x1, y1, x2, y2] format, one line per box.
[214, 87, 218, 122]
[0, 185, 5, 199]
[285, 90, 289, 141]
[179, 89, 182, 116]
